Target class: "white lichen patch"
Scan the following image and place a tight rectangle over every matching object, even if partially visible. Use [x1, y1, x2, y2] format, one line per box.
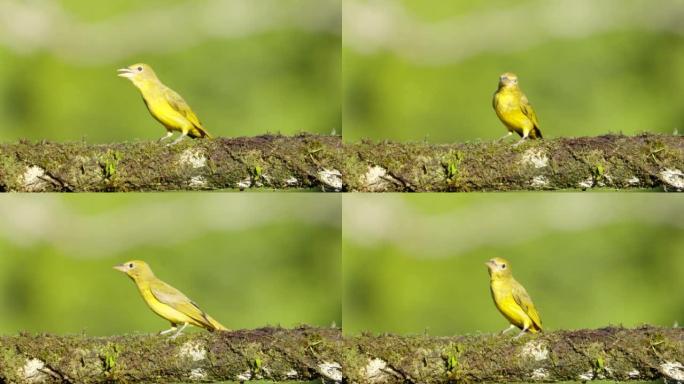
[179, 341, 207, 362]
[521, 340, 549, 361]
[660, 361, 684, 381]
[578, 176, 594, 189]
[362, 358, 393, 383]
[179, 148, 207, 169]
[531, 367, 548, 380]
[319, 361, 343, 382]
[578, 369, 594, 381]
[521, 148, 549, 168]
[189, 368, 206, 381]
[530, 175, 548, 188]
[360, 165, 401, 192]
[20, 358, 48, 383]
[188, 175, 206, 188]
[286, 369, 298, 378]
[626, 176, 640, 185]
[627, 369, 640, 378]
[236, 370, 252, 381]
[660, 168, 684, 190]
[318, 169, 343, 191]
[20, 165, 52, 192]
[284, 176, 299, 186]
[237, 177, 252, 189]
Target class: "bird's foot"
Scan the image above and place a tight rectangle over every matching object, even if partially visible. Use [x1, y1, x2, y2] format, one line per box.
[170, 331, 184, 340]
[167, 135, 187, 146]
[159, 327, 177, 336]
[158, 132, 174, 142]
[512, 138, 527, 148]
[168, 323, 188, 339]
[513, 331, 528, 340]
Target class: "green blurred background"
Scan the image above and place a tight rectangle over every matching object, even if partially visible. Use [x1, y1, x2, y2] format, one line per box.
[0, 0, 340, 142]
[0, 194, 341, 335]
[343, 194, 684, 336]
[343, 0, 684, 142]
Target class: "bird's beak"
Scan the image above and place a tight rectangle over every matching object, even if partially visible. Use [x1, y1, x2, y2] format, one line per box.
[485, 260, 494, 268]
[117, 68, 134, 78]
[113, 264, 127, 272]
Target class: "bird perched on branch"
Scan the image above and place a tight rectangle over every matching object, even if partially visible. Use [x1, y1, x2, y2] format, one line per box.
[485, 257, 542, 338]
[493, 72, 542, 146]
[114, 260, 228, 338]
[117, 63, 211, 144]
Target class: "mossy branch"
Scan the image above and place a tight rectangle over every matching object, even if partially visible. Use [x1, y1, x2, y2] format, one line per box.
[345, 134, 683, 191]
[0, 134, 344, 192]
[0, 134, 681, 192]
[0, 326, 343, 384]
[346, 326, 684, 383]
[0, 326, 682, 383]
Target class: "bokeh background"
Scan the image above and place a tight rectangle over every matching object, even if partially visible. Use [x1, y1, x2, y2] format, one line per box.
[343, 0, 684, 142]
[343, 194, 684, 336]
[0, 194, 341, 335]
[0, 0, 341, 142]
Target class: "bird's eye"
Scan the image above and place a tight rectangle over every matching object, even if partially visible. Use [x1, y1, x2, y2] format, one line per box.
[137, 66, 143, 72]
[128, 263, 134, 268]
[501, 264, 507, 269]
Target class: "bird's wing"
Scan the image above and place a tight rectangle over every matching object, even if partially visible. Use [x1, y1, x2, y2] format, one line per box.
[162, 86, 203, 129]
[512, 282, 543, 330]
[520, 95, 540, 129]
[149, 279, 214, 328]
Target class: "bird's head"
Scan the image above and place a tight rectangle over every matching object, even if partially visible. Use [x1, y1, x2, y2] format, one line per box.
[114, 260, 155, 280]
[498, 72, 519, 88]
[485, 257, 512, 278]
[117, 63, 158, 86]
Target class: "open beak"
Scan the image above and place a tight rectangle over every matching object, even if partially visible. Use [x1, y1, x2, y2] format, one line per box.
[117, 68, 134, 78]
[113, 264, 128, 272]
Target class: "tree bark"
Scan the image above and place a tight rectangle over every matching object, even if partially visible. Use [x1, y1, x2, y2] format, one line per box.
[0, 326, 343, 384]
[345, 134, 683, 192]
[0, 134, 344, 192]
[346, 326, 684, 383]
[0, 134, 681, 192]
[1, 326, 681, 383]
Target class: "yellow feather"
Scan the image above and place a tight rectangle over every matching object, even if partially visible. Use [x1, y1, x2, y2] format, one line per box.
[493, 73, 542, 140]
[486, 257, 542, 333]
[114, 260, 228, 332]
[118, 63, 211, 141]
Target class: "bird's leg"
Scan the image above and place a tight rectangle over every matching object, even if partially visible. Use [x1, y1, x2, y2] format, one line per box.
[169, 132, 188, 146]
[158, 131, 174, 142]
[498, 132, 513, 142]
[170, 322, 188, 339]
[513, 325, 529, 340]
[501, 324, 517, 335]
[512, 135, 528, 148]
[159, 325, 177, 335]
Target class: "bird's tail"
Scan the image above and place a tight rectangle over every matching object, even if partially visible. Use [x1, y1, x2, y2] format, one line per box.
[189, 125, 212, 139]
[205, 314, 229, 332]
[532, 126, 543, 139]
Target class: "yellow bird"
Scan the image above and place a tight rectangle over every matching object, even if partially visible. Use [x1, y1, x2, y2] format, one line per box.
[117, 63, 211, 144]
[485, 257, 542, 338]
[492, 72, 542, 146]
[114, 260, 228, 337]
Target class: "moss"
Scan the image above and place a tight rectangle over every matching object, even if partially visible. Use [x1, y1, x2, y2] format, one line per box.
[101, 342, 120, 373]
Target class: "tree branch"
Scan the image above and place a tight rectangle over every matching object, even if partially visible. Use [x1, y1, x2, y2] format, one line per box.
[0, 326, 343, 384]
[345, 134, 683, 191]
[0, 134, 344, 192]
[0, 134, 681, 192]
[347, 326, 684, 383]
[1, 326, 681, 383]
